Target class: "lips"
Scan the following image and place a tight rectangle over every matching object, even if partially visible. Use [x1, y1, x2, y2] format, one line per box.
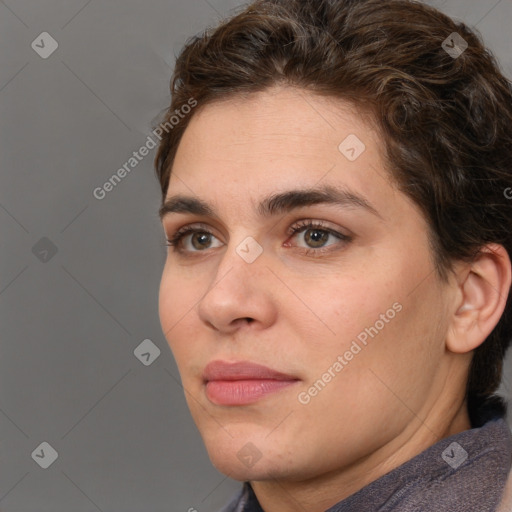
[203, 360, 300, 405]
[203, 360, 298, 381]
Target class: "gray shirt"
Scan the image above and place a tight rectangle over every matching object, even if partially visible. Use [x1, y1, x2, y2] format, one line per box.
[219, 416, 512, 511]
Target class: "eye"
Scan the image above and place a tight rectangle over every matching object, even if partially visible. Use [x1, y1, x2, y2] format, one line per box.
[165, 224, 222, 253]
[286, 220, 351, 254]
[165, 220, 352, 257]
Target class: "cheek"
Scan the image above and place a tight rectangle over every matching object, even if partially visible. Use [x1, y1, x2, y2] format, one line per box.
[292, 301, 434, 453]
[158, 270, 178, 337]
[293, 274, 397, 361]
[158, 267, 202, 354]
[322, 280, 445, 422]
[292, 252, 439, 396]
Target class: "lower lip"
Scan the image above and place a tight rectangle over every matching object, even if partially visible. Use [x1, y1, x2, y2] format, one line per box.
[205, 379, 298, 405]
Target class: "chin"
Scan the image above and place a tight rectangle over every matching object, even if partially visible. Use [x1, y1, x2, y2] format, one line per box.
[203, 433, 302, 482]
[208, 451, 285, 481]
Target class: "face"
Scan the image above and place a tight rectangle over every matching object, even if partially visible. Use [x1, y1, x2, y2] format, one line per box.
[158, 86, 456, 482]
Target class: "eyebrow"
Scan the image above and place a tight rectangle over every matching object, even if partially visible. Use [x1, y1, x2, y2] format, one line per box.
[158, 184, 382, 222]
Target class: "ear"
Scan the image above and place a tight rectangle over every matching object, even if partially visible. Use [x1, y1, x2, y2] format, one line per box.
[446, 244, 511, 354]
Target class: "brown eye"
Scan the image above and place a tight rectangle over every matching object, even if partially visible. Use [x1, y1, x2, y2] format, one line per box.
[303, 228, 331, 248]
[191, 232, 213, 250]
[165, 226, 223, 253]
[289, 222, 349, 250]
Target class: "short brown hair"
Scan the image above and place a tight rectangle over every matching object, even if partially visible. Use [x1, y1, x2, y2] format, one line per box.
[154, 0, 512, 426]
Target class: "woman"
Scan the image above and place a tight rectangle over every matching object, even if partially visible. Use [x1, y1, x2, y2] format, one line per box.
[154, 0, 512, 510]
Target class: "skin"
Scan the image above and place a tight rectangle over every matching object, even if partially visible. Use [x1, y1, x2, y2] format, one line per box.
[158, 85, 511, 512]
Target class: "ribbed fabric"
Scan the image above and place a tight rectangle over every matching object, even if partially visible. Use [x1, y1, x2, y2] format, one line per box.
[219, 417, 512, 512]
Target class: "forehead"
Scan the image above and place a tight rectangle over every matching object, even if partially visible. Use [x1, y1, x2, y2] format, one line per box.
[176, 86, 379, 160]
[166, 86, 400, 218]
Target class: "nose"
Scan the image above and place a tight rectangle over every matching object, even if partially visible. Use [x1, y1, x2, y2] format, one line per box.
[196, 240, 277, 334]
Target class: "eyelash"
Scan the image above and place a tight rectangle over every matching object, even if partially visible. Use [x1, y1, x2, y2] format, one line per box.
[165, 220, 352, 257]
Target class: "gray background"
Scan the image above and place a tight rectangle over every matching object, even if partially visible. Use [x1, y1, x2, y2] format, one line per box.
[1, 0, 511, 510]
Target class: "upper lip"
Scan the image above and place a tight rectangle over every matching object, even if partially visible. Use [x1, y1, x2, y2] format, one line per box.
[203, 360, 299, 382]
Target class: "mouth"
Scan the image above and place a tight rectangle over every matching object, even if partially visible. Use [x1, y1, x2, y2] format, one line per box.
[202, 360, 300, 406]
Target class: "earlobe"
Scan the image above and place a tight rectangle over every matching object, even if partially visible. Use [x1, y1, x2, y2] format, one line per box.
[446, 244, 511, 354]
